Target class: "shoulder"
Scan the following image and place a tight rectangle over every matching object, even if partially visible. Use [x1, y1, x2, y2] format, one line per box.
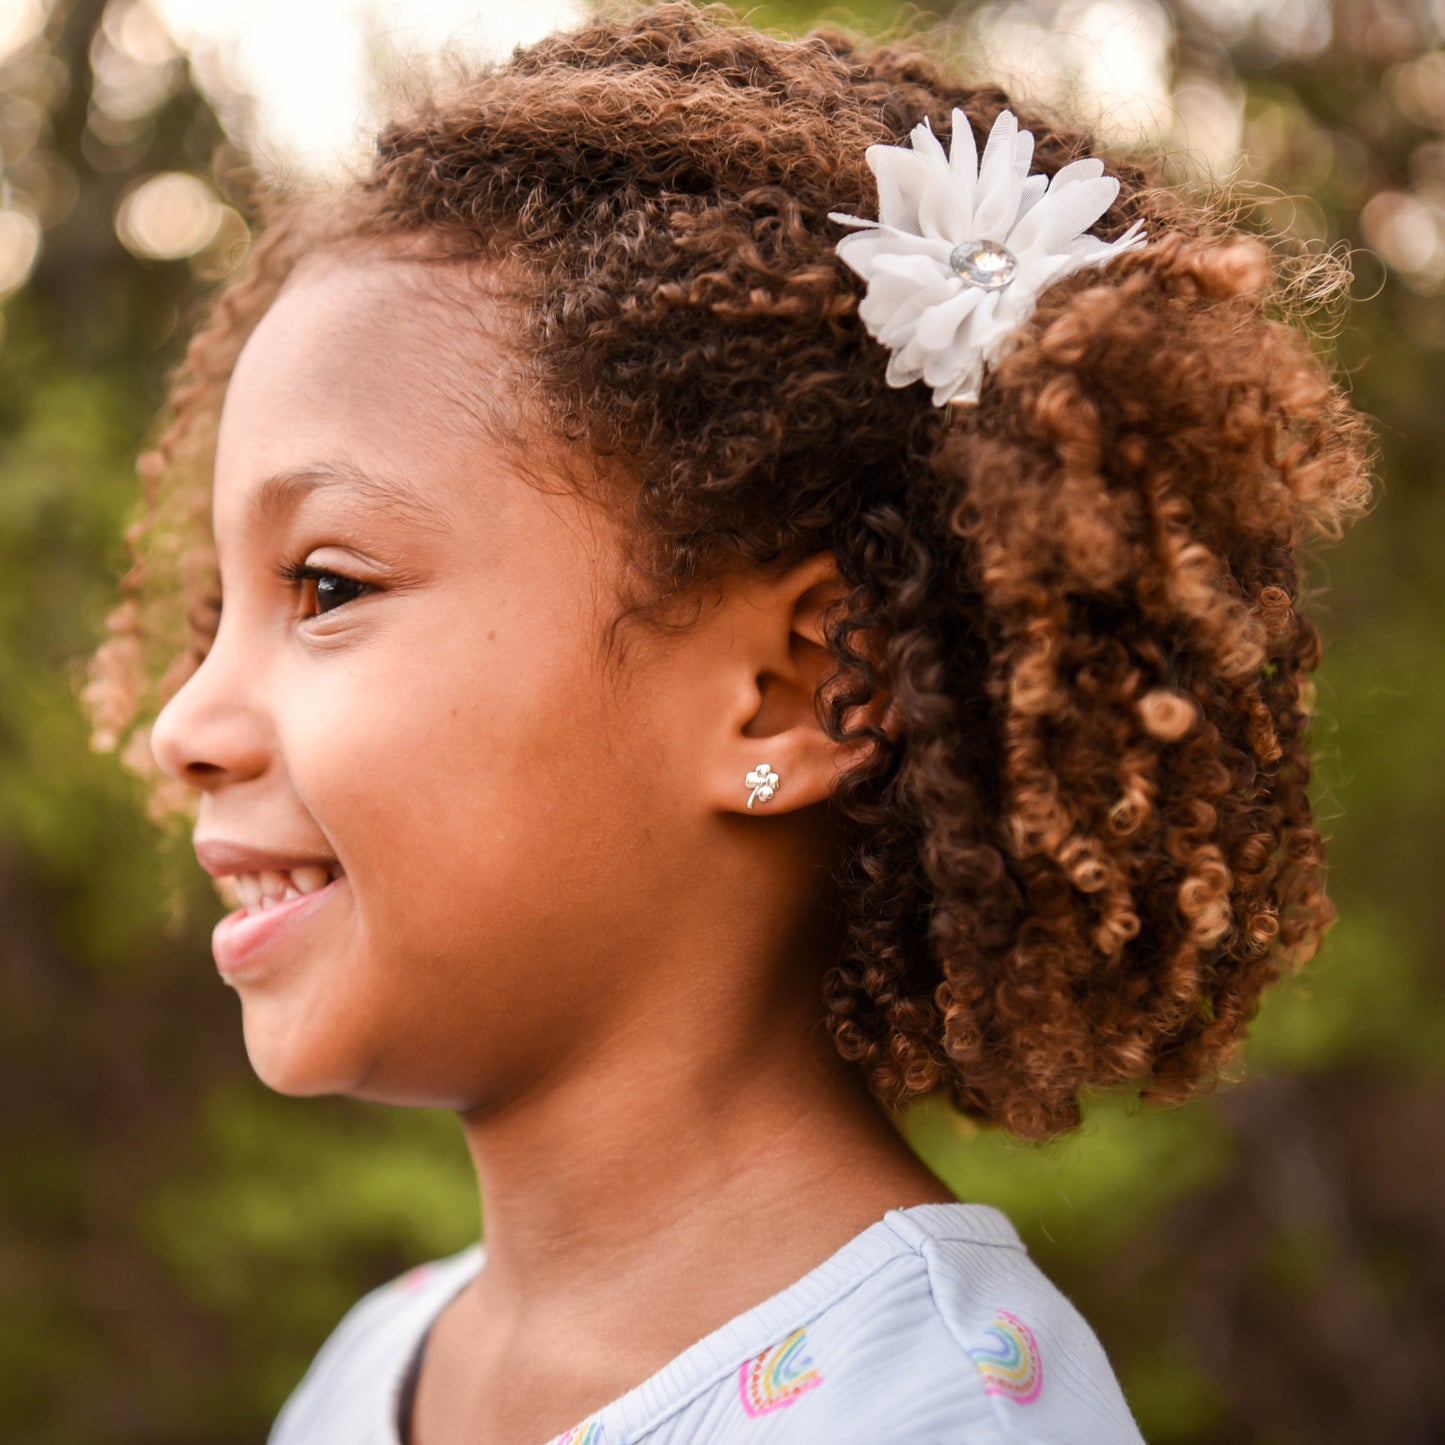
[790, 1204, 1146, 1445]
[268, 1246, 483, 1445]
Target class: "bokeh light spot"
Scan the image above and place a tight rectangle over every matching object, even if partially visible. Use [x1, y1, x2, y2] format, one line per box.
[150, 0, 588, 176]
[967, 0, 1176, 148]
[0, 0, 48, 65]
[0, 205, 41, 293]
[115, 171, 224, 260]
[1361, 188, 1445, 289]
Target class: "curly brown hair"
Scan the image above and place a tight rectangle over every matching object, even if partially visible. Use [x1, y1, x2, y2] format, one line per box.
[88, 2, 1374, 1140]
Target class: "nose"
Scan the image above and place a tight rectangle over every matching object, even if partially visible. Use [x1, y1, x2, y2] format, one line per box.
[149, 629, 273, 791]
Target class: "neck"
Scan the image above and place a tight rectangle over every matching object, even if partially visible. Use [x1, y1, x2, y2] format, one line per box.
[453, 922, 954, 1333]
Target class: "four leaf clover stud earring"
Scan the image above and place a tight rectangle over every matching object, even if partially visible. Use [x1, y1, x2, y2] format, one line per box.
[745, 763, 780, 810]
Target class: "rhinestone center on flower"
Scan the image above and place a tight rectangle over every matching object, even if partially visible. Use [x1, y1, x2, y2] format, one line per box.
[949, 238, 1018, 290]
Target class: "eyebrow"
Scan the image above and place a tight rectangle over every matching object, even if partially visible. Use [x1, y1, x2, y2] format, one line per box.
[254, 460, 453, 532]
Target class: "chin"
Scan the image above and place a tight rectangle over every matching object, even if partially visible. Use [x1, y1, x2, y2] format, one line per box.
[240, 1006, 373, 1099]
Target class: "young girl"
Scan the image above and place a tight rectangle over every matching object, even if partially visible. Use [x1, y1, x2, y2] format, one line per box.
[88, 3, 1373, 1441]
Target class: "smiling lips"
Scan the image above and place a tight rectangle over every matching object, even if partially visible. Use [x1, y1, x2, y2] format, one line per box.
[206, 860, 347, 976]
[194, 838, 345, 915]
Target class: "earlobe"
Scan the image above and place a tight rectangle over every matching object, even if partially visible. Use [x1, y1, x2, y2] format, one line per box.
[732, 735, 878, 817]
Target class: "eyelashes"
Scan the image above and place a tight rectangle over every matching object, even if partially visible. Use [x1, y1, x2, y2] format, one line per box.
[277, 561, 376, 618]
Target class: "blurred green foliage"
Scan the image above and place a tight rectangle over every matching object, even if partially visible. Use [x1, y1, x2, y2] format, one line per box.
[4, 1, 1443, 1441]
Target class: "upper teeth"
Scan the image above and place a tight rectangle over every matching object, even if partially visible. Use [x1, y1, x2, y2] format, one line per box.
[230, 866, 338, 912]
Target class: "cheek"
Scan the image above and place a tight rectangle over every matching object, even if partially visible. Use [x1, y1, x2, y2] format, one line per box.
[278, 628, 647, 935]
[253, 630, 669, 1102]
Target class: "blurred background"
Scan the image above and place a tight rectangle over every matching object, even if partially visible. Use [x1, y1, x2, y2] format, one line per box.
[2, 0, 1441, 1440]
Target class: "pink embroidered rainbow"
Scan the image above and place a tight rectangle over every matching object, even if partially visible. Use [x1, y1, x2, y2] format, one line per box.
[549, 1419, 603, 1445]
[738, 1326, 824, 1417]
[967, 1310, 1043, 1403]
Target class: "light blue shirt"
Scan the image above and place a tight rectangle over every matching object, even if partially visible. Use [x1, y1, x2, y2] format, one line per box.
[269, 1202, 1146, 1443]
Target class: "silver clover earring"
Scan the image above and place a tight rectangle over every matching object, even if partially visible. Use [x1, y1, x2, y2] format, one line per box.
[745, 763, 780, 810]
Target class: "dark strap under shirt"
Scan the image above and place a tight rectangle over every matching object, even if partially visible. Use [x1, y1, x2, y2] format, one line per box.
[394, 1326, 430, 1443]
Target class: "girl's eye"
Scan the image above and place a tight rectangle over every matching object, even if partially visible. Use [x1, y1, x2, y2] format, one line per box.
[310, 572, 369, 615]
[282, 564, 374, 617]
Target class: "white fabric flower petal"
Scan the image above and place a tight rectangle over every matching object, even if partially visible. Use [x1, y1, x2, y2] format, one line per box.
[1107, 217, 1148, 253]
[887, 347, 929, 389]
[833, 107, 1149, 405]
[1049, 157, 1107, 186]
[914, 284, 988, 350]
[1007, 176, 1120, 256]
[908, 116, 948, 169]
[1012, 173, 1049, 226]
[972, 111, 1023, 237]
[923, 296, 1002, 384]
[955, 302, 1021, 365]
[859, 255, 957, 347]
[928, 322, 992, 386]
[1011, 125, 1035, 181]
[833, 222, 953, 276]
[947, 108, 978, 222]
[857, 267, 951, 331]
[1063, 217, 1147, 263]
[866, 144, 929, 234]
[917, 167, 965, 241]
[865, 123, 965, 241]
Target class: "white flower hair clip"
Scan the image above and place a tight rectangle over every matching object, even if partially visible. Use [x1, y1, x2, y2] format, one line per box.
[829, 108, 1147, 406]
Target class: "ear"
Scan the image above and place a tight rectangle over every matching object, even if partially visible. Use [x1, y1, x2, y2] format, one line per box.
[702, 551, 886, 817]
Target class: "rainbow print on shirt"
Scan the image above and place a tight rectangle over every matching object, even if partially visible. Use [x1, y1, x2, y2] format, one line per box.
[967, 1310, 1043, 1404]
[738, 1326, 824, 1417]
[548, 1418, 604, 1445]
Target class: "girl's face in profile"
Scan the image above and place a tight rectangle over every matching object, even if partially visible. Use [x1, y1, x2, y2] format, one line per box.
[150, 252, 742, 1106]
